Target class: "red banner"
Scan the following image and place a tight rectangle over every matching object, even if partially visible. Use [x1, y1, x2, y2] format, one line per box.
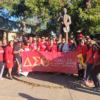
[22, 51, 78, 74]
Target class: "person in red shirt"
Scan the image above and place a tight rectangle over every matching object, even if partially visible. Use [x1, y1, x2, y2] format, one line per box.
[23, 40, 30, 51]
[5, 40, 14, 80]
[77, 39, 88, 61]
[46, 38, 57, 52]
[77, 39, 88, 78]
[82, 42, 94, 84]
[30, 38, 37, 51]
[52, 35, 56, 44]
[86, 38, 91, 50]
[37, 36, 47, 51]
[76, 34, 84, 46]
[29, 37, 33, 44]
[90, 43, 100, 91]
[0, 41, 4, 80]
[45, 37, 49, 46]
[37, 37, 41, 47]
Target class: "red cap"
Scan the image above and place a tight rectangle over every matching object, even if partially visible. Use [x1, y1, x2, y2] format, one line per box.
[27, 40, 30, 43]
[78, 34, 84, 38]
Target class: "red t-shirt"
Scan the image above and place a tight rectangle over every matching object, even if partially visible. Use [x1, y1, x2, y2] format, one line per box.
[86, 48, 94, 64]
[82, 45, 88, 58]
[53, 40, 56, 44]
[38, 42, 46, 51]
[0, 47, 4, 61]
[68, 41, 70, 46]
[23, 45, 30, 51]
[46, 44, 57, 52]
[93, 51, 100, 66]
[37, 42, 41, 47]
[77, 45, 88, 61]
[29, 43, 37, 51]
[45, 41, 49, 46]
[76, 45, 82, 54]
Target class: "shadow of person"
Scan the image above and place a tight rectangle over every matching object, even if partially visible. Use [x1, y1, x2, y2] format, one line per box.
[19, 93, 48, 100]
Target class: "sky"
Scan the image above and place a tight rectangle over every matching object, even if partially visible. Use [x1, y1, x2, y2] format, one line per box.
[0, 9, 56, 35]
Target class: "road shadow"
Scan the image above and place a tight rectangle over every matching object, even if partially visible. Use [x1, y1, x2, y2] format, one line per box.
[19, 93, 48, 100]
[70, 87, 100, 96]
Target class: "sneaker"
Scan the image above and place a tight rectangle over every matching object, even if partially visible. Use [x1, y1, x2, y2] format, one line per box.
[0, 78, 3, 80]
[91, 87, 99, 92]
[89, 80, 94, 83]
[82, 80, 89, 85]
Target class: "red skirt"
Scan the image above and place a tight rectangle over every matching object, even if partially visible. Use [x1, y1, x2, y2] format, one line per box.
[6, 60, 14, 68]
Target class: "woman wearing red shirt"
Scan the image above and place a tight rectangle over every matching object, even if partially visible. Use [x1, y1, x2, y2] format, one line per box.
[46, 38, 57, 52]
[30, 38, 37, 51]
[5, 41, 14, 80]
[37, 37, 47, 51]
[0, 41, 4, 80]
[77, 39, 88, 78]
[82, 42, 94, 84]
[23, 40, 30, 51]
[91, 43, 100, 91]
[52, 35, 56, 44]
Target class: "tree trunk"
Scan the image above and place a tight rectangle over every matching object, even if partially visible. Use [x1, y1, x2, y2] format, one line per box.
[20, 16, 27, 40]
[21, 20, 26, 35]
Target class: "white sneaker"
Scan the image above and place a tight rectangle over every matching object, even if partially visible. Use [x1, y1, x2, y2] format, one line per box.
[82, 80, 89, 85]
[0, 78, 3, 80]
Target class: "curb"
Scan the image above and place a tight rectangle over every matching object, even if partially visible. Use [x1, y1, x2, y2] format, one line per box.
[13, 76, 86, 89]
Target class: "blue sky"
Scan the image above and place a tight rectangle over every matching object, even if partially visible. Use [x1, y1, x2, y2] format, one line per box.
[0, 9, 56, 35]
[0, 8, 18, 21]
[9, 16, 18, 21]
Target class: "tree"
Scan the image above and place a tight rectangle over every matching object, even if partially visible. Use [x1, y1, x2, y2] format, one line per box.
[69, 0, 100, 36]
[1, 0, 100, 37]
[31, 0, 69, 35]
[0, 0, 37, 35]
[17, 18, 32, 25]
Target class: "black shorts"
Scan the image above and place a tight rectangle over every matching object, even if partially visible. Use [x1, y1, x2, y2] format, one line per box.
[15, 57, 22, 65]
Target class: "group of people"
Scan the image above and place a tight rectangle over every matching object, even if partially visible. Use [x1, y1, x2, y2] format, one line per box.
[0, 34, 100, 91]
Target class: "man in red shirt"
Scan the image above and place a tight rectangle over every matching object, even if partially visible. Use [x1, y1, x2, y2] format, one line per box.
[30, 38, 37, 51]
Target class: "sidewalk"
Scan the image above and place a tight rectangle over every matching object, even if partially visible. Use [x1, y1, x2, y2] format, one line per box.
[13, 72, 94, 88]
[0, 73, 100, 100]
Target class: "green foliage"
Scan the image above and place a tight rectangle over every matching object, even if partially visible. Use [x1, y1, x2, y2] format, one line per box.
[1, 0, 100, 36]
[16, 18, 32, 25]
[0, 0, 37, 18]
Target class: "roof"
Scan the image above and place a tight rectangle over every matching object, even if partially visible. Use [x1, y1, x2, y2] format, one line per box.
[0, 16, 34, 33]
